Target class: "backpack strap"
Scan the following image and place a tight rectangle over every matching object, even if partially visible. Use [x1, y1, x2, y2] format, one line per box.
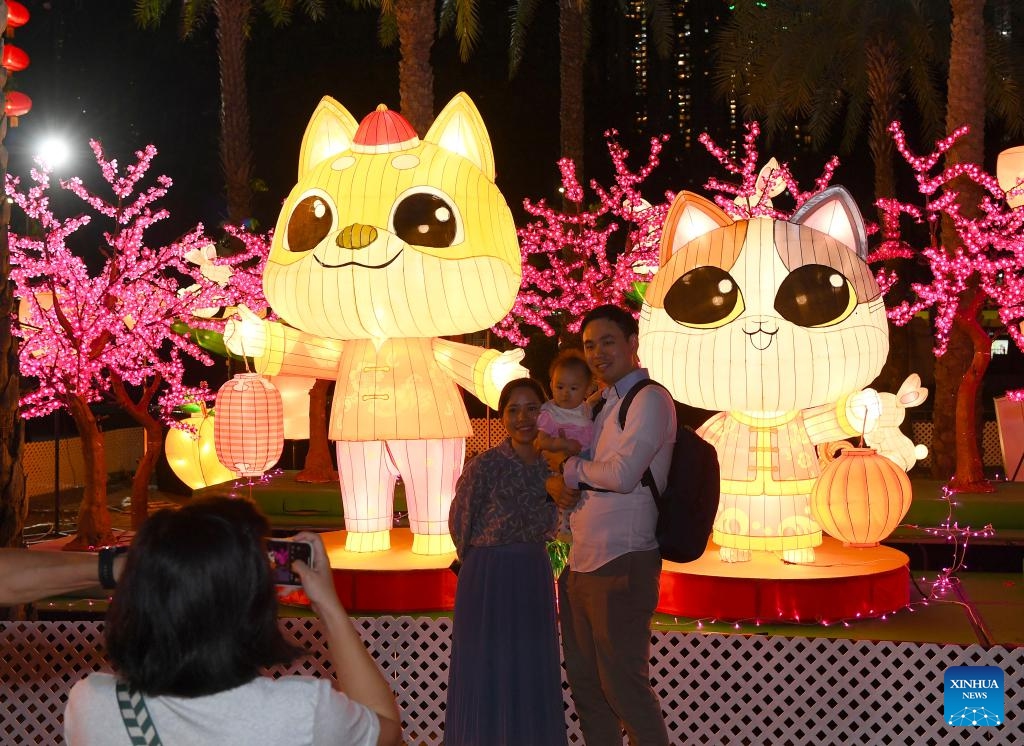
[616, 379, 667, 504]
[585, 378, 667, 503]
[116, 681, 163, 746]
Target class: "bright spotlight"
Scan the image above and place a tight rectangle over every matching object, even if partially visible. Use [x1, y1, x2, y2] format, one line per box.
[37, 136, 71, 169]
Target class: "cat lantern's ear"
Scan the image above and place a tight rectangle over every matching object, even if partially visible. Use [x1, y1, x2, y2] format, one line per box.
[659, 191, 733, 267]
[298, 96, 360, 179]
[790, 186, 868, 260]
[424, 93, 496, 180]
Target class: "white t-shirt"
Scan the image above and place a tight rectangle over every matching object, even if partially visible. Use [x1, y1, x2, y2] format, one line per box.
[64, 672, 380, 746]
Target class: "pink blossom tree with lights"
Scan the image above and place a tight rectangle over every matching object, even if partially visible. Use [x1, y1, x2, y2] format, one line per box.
[7, 142, 265, 547]
[871, 122, 1024, 493]
[697, 122, 841, 222]
[491, 132, 673, 346]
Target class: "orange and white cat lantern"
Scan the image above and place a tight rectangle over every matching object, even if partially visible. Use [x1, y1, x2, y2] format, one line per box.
[224, 93, 525, 554]
[638, 186, 927, 563]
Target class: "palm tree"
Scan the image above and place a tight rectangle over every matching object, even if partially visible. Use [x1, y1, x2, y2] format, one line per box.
[714, 0, 947, 209]
[358, 0, 485, 134]
[510, 0, 674, 178]
[134, 0, 326, 226]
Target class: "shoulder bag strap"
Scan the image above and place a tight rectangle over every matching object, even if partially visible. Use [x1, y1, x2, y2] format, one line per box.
[115, 681, 164, 746]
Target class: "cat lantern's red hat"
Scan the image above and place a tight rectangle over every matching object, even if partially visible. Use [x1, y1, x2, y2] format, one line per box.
[352, 104, 420, 154]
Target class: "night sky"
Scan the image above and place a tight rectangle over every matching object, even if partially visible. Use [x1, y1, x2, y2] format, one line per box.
[7, 0, 571, 234]
[6, 1, 904, 237]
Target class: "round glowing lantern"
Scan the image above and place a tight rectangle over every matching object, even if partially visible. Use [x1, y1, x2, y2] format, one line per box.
[1, 43, 29, 72]
[214, 373, 284, 477]
[5, 2, 29, 29]
[810, 447, 912, 547]
[165, 408, 237, 490]
[4, 90, 31, 118]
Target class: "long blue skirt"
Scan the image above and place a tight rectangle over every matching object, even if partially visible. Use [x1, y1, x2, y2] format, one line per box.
[445, 542, 567, 746]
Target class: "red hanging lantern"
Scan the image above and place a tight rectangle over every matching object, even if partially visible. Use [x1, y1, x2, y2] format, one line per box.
[810, 447, 913, 547]
[5, 2, 29, 29]
[4, 90, 31, 117]
[214, 373, 284, 477]
[1, 43, 29, 72]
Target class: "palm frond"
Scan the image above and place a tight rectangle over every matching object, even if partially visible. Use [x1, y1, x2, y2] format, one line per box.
[440, 0, 482, 62]
[644, 0, 674, 60]
[509, 0, 543, 76]
[133, 0, 174, 30]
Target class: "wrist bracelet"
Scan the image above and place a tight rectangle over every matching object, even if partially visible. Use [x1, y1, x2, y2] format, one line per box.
[98, 546, 127, 590]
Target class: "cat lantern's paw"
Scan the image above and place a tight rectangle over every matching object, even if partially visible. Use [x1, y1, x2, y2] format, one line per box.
[483, 348, 528, 410]
[846, 388, 882, 436]
[223, 304, 268, 360]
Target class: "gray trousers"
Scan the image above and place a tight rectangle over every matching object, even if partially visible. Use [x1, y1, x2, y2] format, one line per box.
[559, 549, 669, 746]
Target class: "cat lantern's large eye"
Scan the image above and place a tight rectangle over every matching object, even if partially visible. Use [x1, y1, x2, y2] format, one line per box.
[286, 191, 336, 253]
[664, 266, 745, 328]
[390, 187, 463, 248]
[774, 264, 857, 328]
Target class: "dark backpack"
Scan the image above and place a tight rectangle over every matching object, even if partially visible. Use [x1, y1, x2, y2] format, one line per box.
[591, 379, 721, 563]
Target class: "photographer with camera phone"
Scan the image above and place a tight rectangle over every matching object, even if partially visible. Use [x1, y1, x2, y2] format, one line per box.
[64, 498, 402, 746]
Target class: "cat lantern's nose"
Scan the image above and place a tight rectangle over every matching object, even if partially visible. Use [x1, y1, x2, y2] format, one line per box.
[336, 224, 378, 250]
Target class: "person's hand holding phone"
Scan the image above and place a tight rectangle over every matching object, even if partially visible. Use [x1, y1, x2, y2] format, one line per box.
[289, 531, 345, 618]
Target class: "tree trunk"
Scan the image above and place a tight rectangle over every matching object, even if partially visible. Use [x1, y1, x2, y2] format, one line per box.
[64, 395, 112, 549]
[296, 379, 337, 483]
[949, 288, 994, 492]
[0, 113, 26, 549]
[215, 0, 254, 225]
[110, 375, 164, 528]
[395, 0, 436, 135]
[865, 37, 900, 212]
[559, 0, 586, 183]
[936, 0, 988, 490]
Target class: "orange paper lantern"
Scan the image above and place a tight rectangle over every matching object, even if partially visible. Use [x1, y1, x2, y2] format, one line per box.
[214, 373, 284, 477]
[810, 447, 912, 547]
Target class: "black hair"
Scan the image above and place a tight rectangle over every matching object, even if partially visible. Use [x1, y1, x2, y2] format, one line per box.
[579, 304, 639, 339]
[496, 377, 547, 416]
[105, 497, 298, 696]
[548, 349, 592, 385]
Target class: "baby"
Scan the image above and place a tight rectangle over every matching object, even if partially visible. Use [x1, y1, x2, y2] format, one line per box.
[535, 350, 595, 542]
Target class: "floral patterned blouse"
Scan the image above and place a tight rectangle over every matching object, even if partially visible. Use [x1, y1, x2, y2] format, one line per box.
[448, 439, 559, 560]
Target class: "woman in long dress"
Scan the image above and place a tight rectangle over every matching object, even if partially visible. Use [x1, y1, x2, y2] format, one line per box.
[446, 378, 567, 746]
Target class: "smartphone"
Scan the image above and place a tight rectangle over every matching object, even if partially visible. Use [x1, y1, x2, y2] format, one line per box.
[266, 538, 313, 586]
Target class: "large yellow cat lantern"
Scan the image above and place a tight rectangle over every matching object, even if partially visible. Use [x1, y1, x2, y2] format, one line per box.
[225, 93, 526, 554]
[639, 187, 927, 563]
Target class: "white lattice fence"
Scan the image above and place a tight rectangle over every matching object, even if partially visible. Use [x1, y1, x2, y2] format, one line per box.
[3, 619, 1021, 745]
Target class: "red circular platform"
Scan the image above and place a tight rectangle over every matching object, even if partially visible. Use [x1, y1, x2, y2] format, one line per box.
[323, 529, 457, 612]
[320, 531, 908, 619]
[657, 537, 909, 623]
